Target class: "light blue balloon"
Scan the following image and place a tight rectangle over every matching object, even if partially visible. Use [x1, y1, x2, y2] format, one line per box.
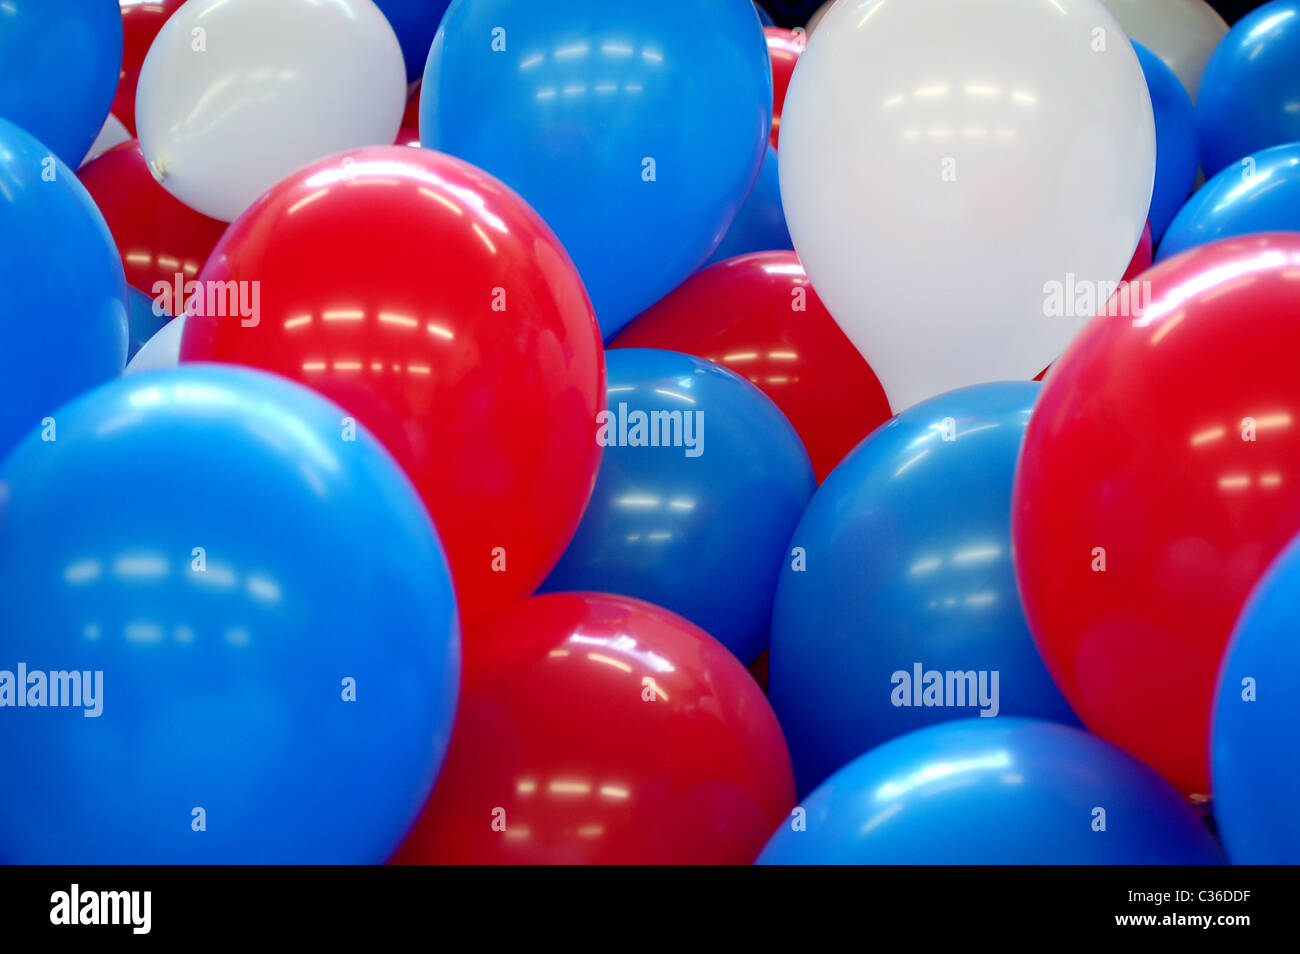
[373, 0, 453, 82]
[770, 383, 1077, 795]
[1212, 530, 1300, 863]
[1133, 42, 1198, 242]
[542, 348, 814, 665]
[126, 286, 170, 363]
[705, 145, 793, 267]
[0, 0, 122, 167]
[1156, 141, 1300, 261]
[421, 0, 772, 338]
[0, 117, 127, 461]
[0, 365, 460, 863]
[757, 718, 1226, 864]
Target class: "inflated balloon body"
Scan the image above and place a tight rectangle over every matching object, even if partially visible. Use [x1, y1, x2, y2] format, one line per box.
[541, 349, 814, 665]
[1197, 0, 1300, 177]
[393, 593, 794, 864]
[180, 147, 604, 624]
[373, 0, 453, 81]
[704, 146, 793, 266]
[113, 0, 184, 135]
[1213, 532, 1300, 863]
[126, 314, 185, 376]
[771, 383, 1077, 794]
[613, 251, 891, 481]
[1100, 0, 1227, 102]
[0, 366, 459, 863]
[126, 286, 169, 362]
[78, 140, 228, 297]
[136, 0, 406, 221]
[1125, 220, 1153, 281]
[421, 0, 772, 338]
[757, 719, 1225, 864]
[1013, 232, 1300, 796]
[765, 27, 803, 149]
[779, 0, 1154, 411]
[0, 118, 127, 460]
[1158, 142, 1300, 261]
[1133, 42, 1199, 242]
[81, 114, 130, 167]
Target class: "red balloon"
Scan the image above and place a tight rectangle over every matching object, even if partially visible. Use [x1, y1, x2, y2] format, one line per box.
[394, 127, 421, 148]
[179, 146, 605, 623]
[113, 0, 186, 134]
[402, 79, 421, 130]
[612, 251, 891, 481]
[393, 593, 794, 864]
[1123, 220, 1153, 282]
[765, 27, 803, 150]
[1013, 233, 1300, 796]
[78, 140, 228, 297]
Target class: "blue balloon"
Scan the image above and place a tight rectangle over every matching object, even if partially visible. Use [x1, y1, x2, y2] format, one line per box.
[705, 145, 793, 266]
[757, 718, 1225, 864]
[1133, 42, 1198, 242]
[0, 0, 122, 167]
[770, 383, 1078, 794]
[422, 0, 772, 338]
[1198, 0, 1300, 177]
[373, 0, 453, 82]
[126, 286, 170, 363]
[0, 117, 127, 461]
[1156, 141, 1300, 261]
[542, 348, 814, 664]
[0, 365, 460, 863]
[1213, 530, 1300, 863]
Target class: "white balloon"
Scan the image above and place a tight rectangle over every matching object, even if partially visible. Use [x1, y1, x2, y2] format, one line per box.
[807, 0, 838, 34]
[135, 0, 405, 222]
[779, 0, 1154, 411]
[1099, 0, 1227, 102]
[80, 114, 130, 167]
[125, 315, 186, 376]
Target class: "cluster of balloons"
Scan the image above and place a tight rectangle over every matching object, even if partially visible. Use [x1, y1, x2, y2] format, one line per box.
[0, 0, 1298, 866]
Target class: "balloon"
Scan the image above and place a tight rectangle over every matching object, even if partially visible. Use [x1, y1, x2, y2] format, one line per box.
[372, 0, 453, 81]
[402, 80, 422, 129]
[78, 140, 228, 297]
[1213, 529, 1300, 863]
[179, 146, 604, 624]
[1157, 142, 1300, 261]
[807, 0, 835, 33]
[613, 251, 891, 481]
[1197, 0, 1300, 177]
[421, 0, 772, 338]
[393, 593, 794, 864]
[113, 0, 185, 135]
[771, 383, 1078, 794]
[754, 2, 776, 27]
[126, 314, 185, 376]
[80, 113, 130, 168]
[1013, 232, 1300, 796]
[0, 365, 459, 863]
[1133, 42, 1199, 242]
[1100, 0, 1228, 102]
[136, 0, 406, 221]
[779, 0, 1154, 411]
[125, 286, 169, 362]
[704, 146, 793, 266]
[757, 719, 1225, 864]
[765, 27, 803, 149]
[541, 349, 814, 665]
[1124, 220, 1154, 281]
[0, 0, 122, 167]
[0, 118, 127, 460]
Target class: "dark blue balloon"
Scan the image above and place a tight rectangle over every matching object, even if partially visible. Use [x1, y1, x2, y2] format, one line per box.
[1133, 42, 1199, 242]
[757, 718, 1226, 864]
[1213, 531, 1300, 863]
[0, 365, 459, 863]
[421, 0, 772, 338]
[0, 117, 127, 461]
[0, 0, 122, 166]
[373, 0, 453, 82]
[1198, 0, 1300, 177]
[705, 145, 793, 266]
[771, 383, 1078, 794]
[543, 348, 814, 664]
[1156, 141, 1300, 261]
[126, 286, 170, 363]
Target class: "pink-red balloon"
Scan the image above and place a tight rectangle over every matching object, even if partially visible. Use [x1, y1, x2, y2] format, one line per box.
[765, 27, 802, 150]
[114, 0, 185, 134]
[1124, 220, 1153, 281]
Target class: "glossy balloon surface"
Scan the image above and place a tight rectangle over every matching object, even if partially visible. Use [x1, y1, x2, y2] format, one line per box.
[1133, 42, 1199, 242]
[113, 0, 185, 134]
[125, 285, 169, 362]
[704, 146, 793, 266]
[1100, 0, 1227, 102]
[765, 27, 802, 149]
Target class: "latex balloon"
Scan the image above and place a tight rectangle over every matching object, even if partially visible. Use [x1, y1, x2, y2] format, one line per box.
[0, 0, 122, 166]
[771, 383, 1078, 793]
[1213, 530, 1300, 863]
[421, 0, 773, 338]
[136, 0, 406, 221]
[765, 27, 803, 149]
[402, 81, 422, 129]
[80, 113, 130, 168]
[1133, 42, 1199, 242]
[1158, 143, 1300, 261]
[1100, 0, 1228, 102]
[704, 146, 793, 266]
[78, 140, 228, 297]
[393, 593, 794, 864]
[0, 365, 459, 863]
[541, 349, 814, 665]
[373, 0, 453, 81]
[1197, 0, 1300, 177]
[125, 286, 169, 362]
[779, 0, 1154, 411]
[0, 118, 127, 459]
[613, 251, 891, 481]
[113, 0, 184, 135]
[1013, 232, 1300, 796]
[754, 2, 776, 26]
[807, 0, 835, 33]
[757, 719, 1225, 864]
[179, 146, 604, 623]
[125, 313, 185, 376]
[1124, 220, 1154, 281]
